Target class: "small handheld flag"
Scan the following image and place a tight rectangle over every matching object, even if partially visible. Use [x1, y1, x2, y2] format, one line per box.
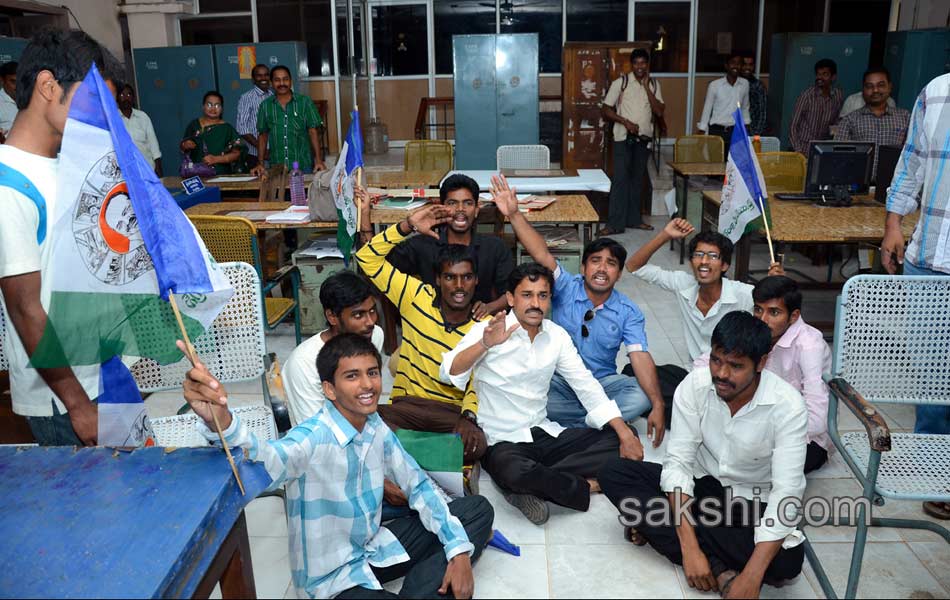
[717, 107, 775, 263]
[331, 110, 364, 261]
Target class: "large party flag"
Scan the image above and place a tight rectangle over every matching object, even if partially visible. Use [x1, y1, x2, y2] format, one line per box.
[29, 65, 232, 445]
[330, 110, 364, 261]
[394, 429, 464, 498]
[718, 108, 772, 243]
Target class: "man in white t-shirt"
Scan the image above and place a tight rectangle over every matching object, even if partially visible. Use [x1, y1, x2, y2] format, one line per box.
[0, 29, 122, 446]
[283, 270, 384, 424]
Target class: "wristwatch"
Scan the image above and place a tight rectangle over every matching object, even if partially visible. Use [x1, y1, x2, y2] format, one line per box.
[460, 410, 478, 425]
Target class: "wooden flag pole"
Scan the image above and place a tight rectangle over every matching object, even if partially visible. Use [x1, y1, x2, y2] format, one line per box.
[735, 101, 777, 266]
[168, 291, 246, 496]
[354, 104, 362, 233]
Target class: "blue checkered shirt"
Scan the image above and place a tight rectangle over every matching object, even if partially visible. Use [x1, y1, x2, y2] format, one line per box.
[886, 73, 950, 274]
[201, 403, 473, 598]
[236, 86, 272, 156]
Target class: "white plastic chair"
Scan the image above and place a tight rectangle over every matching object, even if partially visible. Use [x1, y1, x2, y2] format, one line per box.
[496, 145, 551, 170]
[150, 404, 278, 447]
[758, 136, 781, 153]
[129, 261, 291, 432]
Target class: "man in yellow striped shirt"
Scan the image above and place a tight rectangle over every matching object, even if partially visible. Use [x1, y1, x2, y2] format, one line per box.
[356, 204, 488, 465]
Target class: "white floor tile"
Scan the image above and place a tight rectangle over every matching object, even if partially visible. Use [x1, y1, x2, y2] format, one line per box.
[478, 473, 548, 545]
[908, 541, 950, 593]
[249, 535, 292, 600]
[474, 544, 549, 599]
[806, 541, 947, 599]
[545, 494, 626, 546]
[801, 478, 903, 542]
[245, 495, 288, 538]
[548, 543, 682, 599]
[804, 449, 854, 480]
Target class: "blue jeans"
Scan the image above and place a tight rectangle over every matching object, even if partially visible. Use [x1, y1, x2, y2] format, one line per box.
[546, 372, 651, 428]
[904, 260, 950, 434]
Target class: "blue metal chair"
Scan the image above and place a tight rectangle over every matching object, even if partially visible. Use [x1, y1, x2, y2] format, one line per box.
[804, 275, 950, 599]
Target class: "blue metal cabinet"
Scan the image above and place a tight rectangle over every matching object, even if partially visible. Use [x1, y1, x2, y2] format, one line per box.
[767, 33, 871, 148]
[454, 34, 539, 169]
[213, 42, 309, 126]
[133, 46, 217, 174]
[884, 29, 950, 111]
[0, 36, 27, 63]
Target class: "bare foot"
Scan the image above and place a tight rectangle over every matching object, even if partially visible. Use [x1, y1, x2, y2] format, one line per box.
[587, 478, 602, 494]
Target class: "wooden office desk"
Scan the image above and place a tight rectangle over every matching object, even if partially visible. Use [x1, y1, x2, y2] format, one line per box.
[701, 190, 918, 282]
[364, 169, 447, 189]
[668, 162, 727, 264]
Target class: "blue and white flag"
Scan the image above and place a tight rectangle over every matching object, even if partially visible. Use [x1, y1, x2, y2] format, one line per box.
[718, 108, 770, 243]
[31, 64, 232, 446]
[331, 110, 364, 260]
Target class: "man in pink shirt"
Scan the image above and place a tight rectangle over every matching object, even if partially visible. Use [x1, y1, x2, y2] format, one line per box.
[753, 276, 831, 473]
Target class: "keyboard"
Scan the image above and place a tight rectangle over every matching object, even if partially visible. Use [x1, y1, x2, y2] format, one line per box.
[774, 193, 823, 201]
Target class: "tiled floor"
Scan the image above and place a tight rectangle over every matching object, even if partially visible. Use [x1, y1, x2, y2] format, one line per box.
[149, 170, 949, 598]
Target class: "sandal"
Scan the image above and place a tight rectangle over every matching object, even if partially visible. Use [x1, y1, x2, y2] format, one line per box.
[923, 501, 950, 520]
[633, 223, 655, 231]
[596, 226, 623, 237]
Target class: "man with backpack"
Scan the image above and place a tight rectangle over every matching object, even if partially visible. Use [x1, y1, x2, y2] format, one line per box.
[598, 48, 665, 237]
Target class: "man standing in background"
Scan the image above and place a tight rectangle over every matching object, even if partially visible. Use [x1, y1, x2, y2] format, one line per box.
[235, 64, 271, 169]
[599, 48, 665, 236]
[0, 61, 18, 140]
[251, 65, 325, 176]
[117, 84, 162, 176]
[789, 58, 844, 154]
[740, 52, 767, 136]
[697, 53, 751, 157]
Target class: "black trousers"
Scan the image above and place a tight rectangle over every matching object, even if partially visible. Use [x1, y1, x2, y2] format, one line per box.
[707, 125, 733, 157]
[804, 441, 828, 474]
[482, 426, 621, 512]
[607, 139, 651, 231]
[599, 458, 804, 581]
[335, 495, 495, 599]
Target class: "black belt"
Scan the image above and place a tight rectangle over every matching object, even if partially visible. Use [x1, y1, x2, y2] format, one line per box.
[708, 124, 734, 132]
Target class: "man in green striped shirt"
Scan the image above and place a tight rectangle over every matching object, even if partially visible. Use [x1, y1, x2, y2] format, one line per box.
[251, 64, 326, 175]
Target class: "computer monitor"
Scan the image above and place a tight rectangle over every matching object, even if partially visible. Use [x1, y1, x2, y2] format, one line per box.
[875, 145, 902, 203]
[804, 141, 875, 205]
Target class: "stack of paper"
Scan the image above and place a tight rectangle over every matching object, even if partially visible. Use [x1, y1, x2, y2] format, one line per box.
[265, 206, 311, 224]
[295, 236, 344, 260]
[378, 198, 428, 210]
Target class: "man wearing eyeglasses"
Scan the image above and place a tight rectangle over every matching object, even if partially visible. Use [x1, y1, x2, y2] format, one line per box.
[625, 219, 783, 376]
[490, 175, 667, 448]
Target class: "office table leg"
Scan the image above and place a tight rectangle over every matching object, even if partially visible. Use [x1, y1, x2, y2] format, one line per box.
[678, 175, 690, 264]
[193, 511, 257, 599]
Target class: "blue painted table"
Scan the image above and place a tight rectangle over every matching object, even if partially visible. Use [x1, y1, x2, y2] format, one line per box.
[168, 185, 222, 211]
[0, 446, 271, 598]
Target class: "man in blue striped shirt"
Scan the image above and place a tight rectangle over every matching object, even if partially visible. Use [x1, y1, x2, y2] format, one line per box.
[235, 64, 272, 169]
[182, 334, 494, 598]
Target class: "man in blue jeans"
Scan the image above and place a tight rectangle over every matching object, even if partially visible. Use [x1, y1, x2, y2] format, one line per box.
[881, 72, 950, 520]
[490, 175, 666, 447]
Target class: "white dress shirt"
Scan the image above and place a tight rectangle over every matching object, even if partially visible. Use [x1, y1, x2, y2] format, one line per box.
[698, 77, 751, 131]
[120, 108, 162, 166]
[633, 265, 754, 365]
[283, 326, 385, 425]
[662, 368, 808, 548]
[0, 88, 17, 133]
[440, 311, 622, 445]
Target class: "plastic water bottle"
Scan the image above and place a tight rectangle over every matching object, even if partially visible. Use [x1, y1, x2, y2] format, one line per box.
[289, 161, 306, 206]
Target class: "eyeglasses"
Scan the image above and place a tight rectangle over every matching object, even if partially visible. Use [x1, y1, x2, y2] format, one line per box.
[691, 250, 722, 261]
[205, 102, 222, 109]
[581, 309, 596, 338]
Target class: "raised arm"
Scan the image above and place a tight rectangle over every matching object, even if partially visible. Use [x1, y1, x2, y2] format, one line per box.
[490, 174, 556, 271]
[625, 218, 694, 272]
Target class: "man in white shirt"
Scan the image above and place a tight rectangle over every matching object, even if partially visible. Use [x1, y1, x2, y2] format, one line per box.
[0, 29, 122, 445]
[235, 64, 272, 168]
[600, 312, 808, 597]
[839, 90, 896, 118]
[283, 270, 384, 425]
[0, 61, 18, 137]
[753, 276, 832, 473]
[599, 48, 665, 236]
[117, 84, 162, 176]
[698, 53, 751, 157]
[441, 263, 643, 525]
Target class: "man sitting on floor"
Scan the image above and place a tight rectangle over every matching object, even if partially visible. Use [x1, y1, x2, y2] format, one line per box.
[753, 275, 831, 473]
[441, 263, 643, 525]
[600, 311, 808, 598]
[355, 202, 488, 472]
[182, 334, 493, 599]
[489, 174, 665, 447]
[282, 270, 384, 425]
[625, 219, 781, 390]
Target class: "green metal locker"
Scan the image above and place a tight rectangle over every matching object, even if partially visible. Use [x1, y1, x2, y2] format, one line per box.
[133, 46, 217, 175]
[767, 33, 871, 149]
[884, 29, 950, 111]
[0, 37, 27, 64]
[212, 42, 309, 127]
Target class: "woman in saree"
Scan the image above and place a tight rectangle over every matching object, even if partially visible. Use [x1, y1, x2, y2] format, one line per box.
[180, 90, 246, 175]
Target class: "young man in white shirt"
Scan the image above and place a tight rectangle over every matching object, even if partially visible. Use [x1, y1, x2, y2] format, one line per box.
[753, 276, 831, 473]
[698, 53, 751, 157]
[441, 263, 643, 525]
[600, 312, 808, 598]
[283, 270, 384, 425]
[0, 61, 18, 137]
[0, 29, 122, 446]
